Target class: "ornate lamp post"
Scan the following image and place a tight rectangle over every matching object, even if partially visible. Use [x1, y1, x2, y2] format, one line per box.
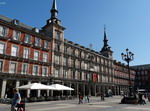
[121, 48, 134, 96]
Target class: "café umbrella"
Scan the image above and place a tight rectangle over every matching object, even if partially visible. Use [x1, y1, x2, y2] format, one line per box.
[49, 84, 74, 91]
[17, 83, 55, 90]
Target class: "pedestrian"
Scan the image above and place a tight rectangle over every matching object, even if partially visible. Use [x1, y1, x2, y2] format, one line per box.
[11, 88, 21, 111]
[85, 95, 89, 103]
[78, 92, 81, 104]
[138, 93, 146, 105]
[100, 92, 105, 101]
[148, 92, 150, 102]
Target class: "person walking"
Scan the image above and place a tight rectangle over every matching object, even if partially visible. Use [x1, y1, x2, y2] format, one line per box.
[11, 88, 21, 111]
[138, 93, 146, 105]
[100, 92, 105, 101]
[78, 92, 82, 104]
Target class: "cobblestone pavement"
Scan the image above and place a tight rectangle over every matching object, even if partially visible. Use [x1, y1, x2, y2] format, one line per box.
[1, 96, 150, 111]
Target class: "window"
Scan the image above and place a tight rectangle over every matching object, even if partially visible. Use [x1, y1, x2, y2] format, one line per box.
[56, 44, 60, 51]
[43, 53, 48, 62]
[64, 70, 68, 79]
[44, 40, 49, 49]
[24, 34, 31, 44]
[33, 65, 38, 75]
[42, 67, 48, 76]
[55, 69, 59, 77]
[56, 31, 60, 40]
[23, 48, 30, 59]
[0, 25, 8, 37]
[35, 37, 41, 47]
[55, 55, 60, 64]
[13, 30, 20, 41]
[21, 64, 28, 74]
[0, 61, 3, 72]
[0, 42, 5, 54]
[9, 62, 17, 73]
[11, 45, 18, 56]
[63, 57, 66, 66]
[34, 51, 39, 60]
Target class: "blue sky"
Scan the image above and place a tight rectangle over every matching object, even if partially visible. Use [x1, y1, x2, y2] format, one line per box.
[0, 0, 150, 66]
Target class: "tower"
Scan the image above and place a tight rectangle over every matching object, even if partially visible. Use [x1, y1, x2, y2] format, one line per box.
[42, 0, 65, 81]
[100, 26, 113, 59]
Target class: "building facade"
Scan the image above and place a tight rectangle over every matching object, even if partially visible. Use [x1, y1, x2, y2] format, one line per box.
[132, 64, 150, 92]
[114, 60, 136, 95]
[0, 0, 135, 98]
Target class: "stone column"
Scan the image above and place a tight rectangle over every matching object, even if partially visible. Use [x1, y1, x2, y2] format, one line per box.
[27, 81, 31, 98]
[38, 82, 41, 97]
[1, 79, 7, 98]
[16, 80, 20, 88]
[70, 83, 72, 96]
[47, 82, 50, 96]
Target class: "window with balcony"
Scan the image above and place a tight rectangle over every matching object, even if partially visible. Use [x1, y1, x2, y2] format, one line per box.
[43, 53, 48, 62]
[63, 57, 66, 66]
[35, 37, 41, 47]
[23, 48, 30, 59]
[56, 31, 60, 40]
[42, 67, 48, 76]
[34, 51, 39, 61]
[44, 40, 49, 49]
[33, 65, 38, 75]
[55, 44, 60, 51]
[13, 30, 20, 41]
[21, 63, 28, 74]
[24, 34, 31, 44]
[9, 62, 17, 73]
[0, 25, 8, 37]
[0, 42, 5, 54]
[55, 69, 59, 77]
[0, 61, 3, 72]
[55, 55, 60, 64]
[64, 70, 68, 79]
[11, 45, 18, 56]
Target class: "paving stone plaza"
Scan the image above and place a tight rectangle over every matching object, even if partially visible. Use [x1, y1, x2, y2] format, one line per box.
[1, 96, 150, 111]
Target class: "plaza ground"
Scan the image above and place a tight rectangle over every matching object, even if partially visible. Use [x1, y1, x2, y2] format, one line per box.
[0, 96, 150, 111]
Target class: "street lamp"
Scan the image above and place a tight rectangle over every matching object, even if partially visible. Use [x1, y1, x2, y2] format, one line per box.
[121, 48, 134, 96]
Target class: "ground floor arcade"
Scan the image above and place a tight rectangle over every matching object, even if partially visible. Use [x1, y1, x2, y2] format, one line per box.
[0, 75, 129, 99]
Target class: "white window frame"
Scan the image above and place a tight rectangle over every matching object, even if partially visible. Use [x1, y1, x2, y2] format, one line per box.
[44, 40, 49, 49]
[9, 61, 17, 73]
[35, 37, 41, 47]
[43, 53, 48, 62]
[0, 25, 8, 37]
[32, 65, 39, 75]
[0, 42, 5, 54]
[21, 63, 28, 74]
[24, 34, 31, 44]
[34, 50, 39, 61]
[13, 30, 20, 41]
[42, 66, 48, 76]
[23, 47, 30, 59]
[11, 45, 19, 56]
[55, 55, 60, 64]
[55, 69, 59, 77]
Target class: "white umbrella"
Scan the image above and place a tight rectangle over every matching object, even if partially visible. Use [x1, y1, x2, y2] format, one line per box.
[49, 84, 74, 91]
[17, 83, 55, 90]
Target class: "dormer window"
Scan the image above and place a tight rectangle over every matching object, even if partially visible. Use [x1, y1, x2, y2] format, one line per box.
[13, 30, 20, 41]
[35, 37, 41, 47]
[0, 25, 8, 37]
